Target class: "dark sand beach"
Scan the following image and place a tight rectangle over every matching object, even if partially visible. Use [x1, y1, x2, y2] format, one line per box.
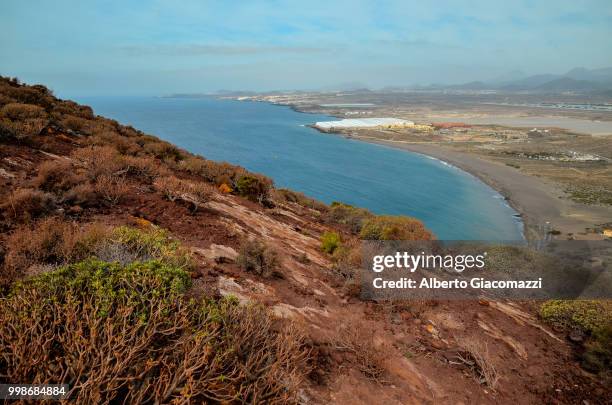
[365, 139, 612, 239]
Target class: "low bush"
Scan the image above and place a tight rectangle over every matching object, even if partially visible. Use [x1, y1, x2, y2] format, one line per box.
[2, 218, 109, 285]
[0, 260, 309, 403]
[0, 102, 46, 120]
[237, 239, 280, 278]
[333, 323, 389, 383]
[540, 300, 612, 373]
[330, 239, 362, 297]
[108, 225, 193, 269]
[324, 202, 373, 234]
[359, 215, 433, 241]
[236, 174, 273, 203]
[154, 175, 214, 212]
[0, 188, 55, 223]
[62, 183, 99, 207]
[93, 175, 130, 206]
[71, 145, 123, 181]
[272, 188, 328, 212]
[33, 159, 85, 193]
[321, 231, 342, 254]
[123, 155, 166, 181]
[143, 140, 185, 162]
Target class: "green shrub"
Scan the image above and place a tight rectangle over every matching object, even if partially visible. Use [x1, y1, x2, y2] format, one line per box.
[235, 174, 273, 203]
[321, 231, 341, 254]
[108, 226, 193, 269]
[0, 259, 308, 403]
[540, 300, 612, 373]
[359, 215, 433, 240]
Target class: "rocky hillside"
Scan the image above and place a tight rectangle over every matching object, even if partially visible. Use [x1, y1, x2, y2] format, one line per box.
[0, 76, 609, 404]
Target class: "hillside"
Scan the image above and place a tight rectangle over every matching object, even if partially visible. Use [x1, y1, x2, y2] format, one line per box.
[0, 77, 610, 404]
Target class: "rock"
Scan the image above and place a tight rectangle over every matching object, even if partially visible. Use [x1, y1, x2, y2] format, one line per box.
[568, 329, 584, 343]
[194, 244, 238, 263]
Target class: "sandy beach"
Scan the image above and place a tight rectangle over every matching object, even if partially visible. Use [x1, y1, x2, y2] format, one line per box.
[363, 139, 612, 239]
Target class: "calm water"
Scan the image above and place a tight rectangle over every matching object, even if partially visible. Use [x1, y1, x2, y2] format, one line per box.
[78, 96, 523, 240]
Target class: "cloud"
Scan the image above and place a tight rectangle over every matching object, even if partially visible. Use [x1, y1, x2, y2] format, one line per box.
[119, 44, 333, 56]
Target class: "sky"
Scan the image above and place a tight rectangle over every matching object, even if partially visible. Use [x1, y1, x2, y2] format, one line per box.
[2, 0, 612, 96]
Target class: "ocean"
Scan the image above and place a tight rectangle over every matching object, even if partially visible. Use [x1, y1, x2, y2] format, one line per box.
[77, 96, 524, 240]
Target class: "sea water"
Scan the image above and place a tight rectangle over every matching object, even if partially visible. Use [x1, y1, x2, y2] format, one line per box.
[78, 96, 523, 240]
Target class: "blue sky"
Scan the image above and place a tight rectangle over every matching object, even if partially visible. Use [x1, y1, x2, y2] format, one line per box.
[2, 0, 611, 96]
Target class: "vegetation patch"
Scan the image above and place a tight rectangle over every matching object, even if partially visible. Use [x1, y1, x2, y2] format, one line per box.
[359, 215, 434, 241]
[237, 239, 280, 278]
[0, 259, 309, 404]
[321, 231, 342, 254]
[540, 300, 612, 373]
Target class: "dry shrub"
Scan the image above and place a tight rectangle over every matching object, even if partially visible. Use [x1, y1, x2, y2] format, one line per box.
[154, 176, 214, 212]
[0, 260, 309, 404]
[71, 145, 123, 180]
[0, 102, 49, 138]
[180, 156, 244, 184]
[324, 202, 373, 234]
[61, 115, 89, 132]
[272, 188, 328, 212]
[62, 183, 99, 207]
[2, 218, 109, 284]
[359, 215, 434, 241]
[454, 339, 499, 390]
[0, 102, 46, 120]
[332, 323, 389, 383]
[237, 239, 280, 278]
[52, 100, 94, 119]
[87, 130, 142, 155]
[33, 159, 85, 193]
[0, 188, 55, 223]
[331, 239, 363, 297]
[143, 140, 185, 161]
[123, 155, 167, 181]
[94, 175, 130, 206]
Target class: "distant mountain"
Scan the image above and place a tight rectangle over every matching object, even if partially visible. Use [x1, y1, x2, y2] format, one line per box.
[489, 69, 527, 84]
[318, 82, 371, 92]
[445, 67, 612, 93]
[534, 77, 601, 91]
[564, 67, 612, 82]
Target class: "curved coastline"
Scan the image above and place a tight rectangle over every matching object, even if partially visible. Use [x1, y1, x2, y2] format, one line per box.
[355, 139, 612, 240]
[265, 100, 612, 240]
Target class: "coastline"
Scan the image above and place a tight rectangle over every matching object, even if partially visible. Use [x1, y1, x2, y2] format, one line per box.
[358, 138, 611, 240]
[231, 98, 611, 239]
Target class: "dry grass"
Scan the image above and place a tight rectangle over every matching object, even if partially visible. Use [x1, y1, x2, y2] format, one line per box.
[2, 218, 109, 285]
[154, 175, 214, 212]
[33, 159, 85, 193]
[0, 188, 55, 224]
[332, 323, 389, 383]
[453, 339, 499, 390]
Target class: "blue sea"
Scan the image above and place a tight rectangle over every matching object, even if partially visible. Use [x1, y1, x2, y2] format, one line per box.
[78, 96, 523, 240]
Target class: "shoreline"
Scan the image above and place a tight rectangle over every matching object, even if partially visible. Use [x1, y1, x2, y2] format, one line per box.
[232, 98, 611, 239]
[357, 138, 611, 240]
